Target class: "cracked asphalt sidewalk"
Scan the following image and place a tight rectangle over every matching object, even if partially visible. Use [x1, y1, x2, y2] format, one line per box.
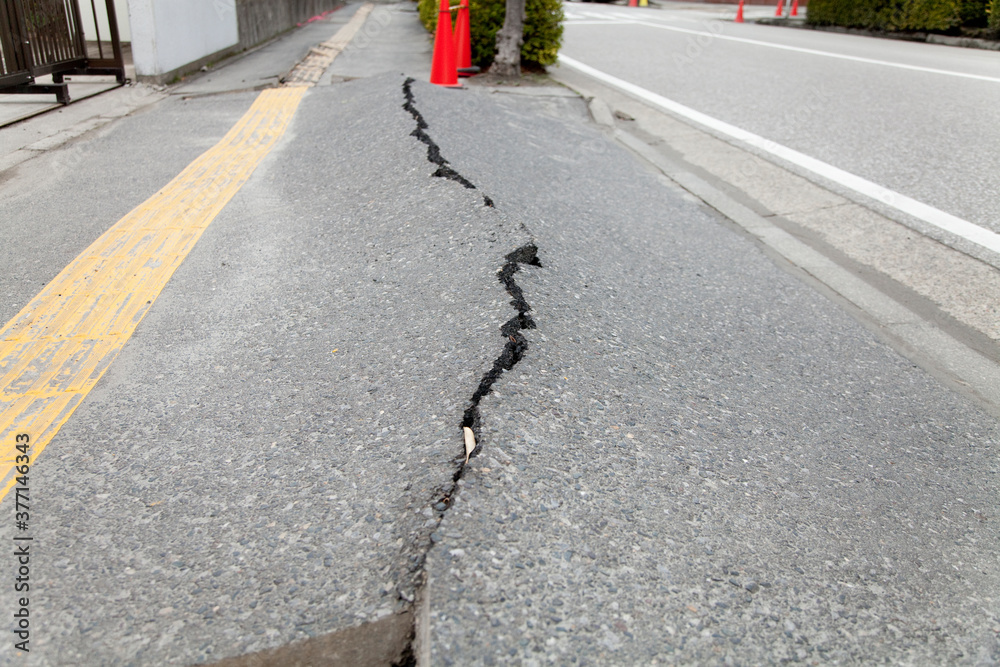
[0, 65, 545, 663]
[0, 2, 997, 665]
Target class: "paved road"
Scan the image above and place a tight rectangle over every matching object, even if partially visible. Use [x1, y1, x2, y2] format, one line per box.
[560, 3, 1000, 239]
[420, 67, 1000, 666]
[0, 3, 997, 665]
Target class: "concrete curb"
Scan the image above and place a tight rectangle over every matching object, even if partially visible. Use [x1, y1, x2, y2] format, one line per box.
[612, 127, 1000, 417]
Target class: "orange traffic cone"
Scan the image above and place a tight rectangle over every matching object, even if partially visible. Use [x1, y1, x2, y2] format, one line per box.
[790, 0, 799, 15]
[628, 0, 637, 7]
[454, 0, 478, 77]
[430, 0, 459, 87]
[735, 0, 744, 22]
[775, 0, 783, 16]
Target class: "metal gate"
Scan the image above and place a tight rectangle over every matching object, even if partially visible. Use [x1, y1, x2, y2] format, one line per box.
[0, 0, 125, 104]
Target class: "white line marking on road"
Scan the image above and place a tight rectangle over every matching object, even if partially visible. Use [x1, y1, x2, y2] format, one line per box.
[565, 19, 626, 25]
[595, 11, 702, 23]
[559, 55, 1000, 256]
[573, 14, 1000, 84]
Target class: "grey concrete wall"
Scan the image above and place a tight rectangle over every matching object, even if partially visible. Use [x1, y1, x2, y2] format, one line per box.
[236, 0, 344, 51]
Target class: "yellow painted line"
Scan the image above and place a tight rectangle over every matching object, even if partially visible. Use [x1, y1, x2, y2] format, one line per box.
[0, 85, 308, 500]
[0, 3, 376, 502]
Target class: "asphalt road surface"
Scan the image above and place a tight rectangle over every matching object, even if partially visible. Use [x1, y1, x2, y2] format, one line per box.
[419, 70, 1000, 666]
[0, 3, 997, 665]
[560, 3, 1000, 239]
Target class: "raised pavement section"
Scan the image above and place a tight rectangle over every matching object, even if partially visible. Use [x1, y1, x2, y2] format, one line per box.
[416, 76, 1000, 665]
[0, 67, 527, 663]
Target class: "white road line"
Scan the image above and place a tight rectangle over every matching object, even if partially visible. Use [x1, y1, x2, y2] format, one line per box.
[578, 10, 631, 20]
[565, 19, 627, 25]
[573, 14, 1000, 84]
[558, 55, 1000, 256]
[600, 11, 702, 23]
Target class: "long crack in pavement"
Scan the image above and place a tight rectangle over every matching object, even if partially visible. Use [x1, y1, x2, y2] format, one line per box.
[462, 244, 542, 438]
[398, 78, 543, 650]
[403, 78, 495, 208]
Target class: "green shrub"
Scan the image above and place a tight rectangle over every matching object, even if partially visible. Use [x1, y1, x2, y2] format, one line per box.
[418, 0, 438, 35]
[990, 0, 1000, 31]
[806, 0, 992, 31]
[807, 0, 889, 30]
[900, 0, 960, 30]
[418, 0, 564, 69]
[958, 0, 989, 26]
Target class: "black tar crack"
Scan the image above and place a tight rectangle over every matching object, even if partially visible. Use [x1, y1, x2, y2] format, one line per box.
[402, 77, 493, 207]
[462, 244, 542, 442]
[396, 81, 542, 645]
[399, 78, 542, 461]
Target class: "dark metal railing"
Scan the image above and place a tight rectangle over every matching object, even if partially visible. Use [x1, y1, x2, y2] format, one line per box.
[0, 0, 124, 104]
[1, 1, 33, 88]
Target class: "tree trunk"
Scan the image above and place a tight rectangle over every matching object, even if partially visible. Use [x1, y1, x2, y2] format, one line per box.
[492, 0, 526, 78]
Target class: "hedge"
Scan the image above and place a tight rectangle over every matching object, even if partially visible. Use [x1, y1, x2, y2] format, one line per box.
[418, 0, 564, 69]
[807, 0, 993, 32]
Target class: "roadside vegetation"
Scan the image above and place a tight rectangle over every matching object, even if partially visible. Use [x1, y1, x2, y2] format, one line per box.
[417, 0, 564, 70]
[807, 0, 999, 37]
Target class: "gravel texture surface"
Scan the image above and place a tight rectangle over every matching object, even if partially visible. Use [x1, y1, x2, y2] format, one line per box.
[0, 75, 530, 665]
[418, 80, 1000, 665]
[1, 11, 998, 665]
[0, 94, 251, 329]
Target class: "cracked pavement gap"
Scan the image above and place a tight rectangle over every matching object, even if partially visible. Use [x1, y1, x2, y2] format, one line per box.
[1, 73, 532, 665]
[402, 77, 493, 207]
[409, 72, 1000, 666]
[1, 5, 997, 662]
[462, 244, 543, 439]
[395, 81, 550, 661]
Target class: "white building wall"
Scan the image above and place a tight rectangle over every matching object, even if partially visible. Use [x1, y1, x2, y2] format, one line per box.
[127, 0, 239, 79]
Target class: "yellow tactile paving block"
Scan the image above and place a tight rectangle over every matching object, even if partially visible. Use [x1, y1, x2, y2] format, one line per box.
[284, 3, 375, 86]
[0, 85, 308, 500]
[0, 2, 377, 501]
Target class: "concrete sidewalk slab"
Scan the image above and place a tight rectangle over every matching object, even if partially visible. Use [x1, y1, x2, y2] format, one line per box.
[0, 79, 122, 129]
[0, 3, 362, 176]
[0, 42, 134, 129]
[324, 3, 432, 83]
[0, 83, 165, 175]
